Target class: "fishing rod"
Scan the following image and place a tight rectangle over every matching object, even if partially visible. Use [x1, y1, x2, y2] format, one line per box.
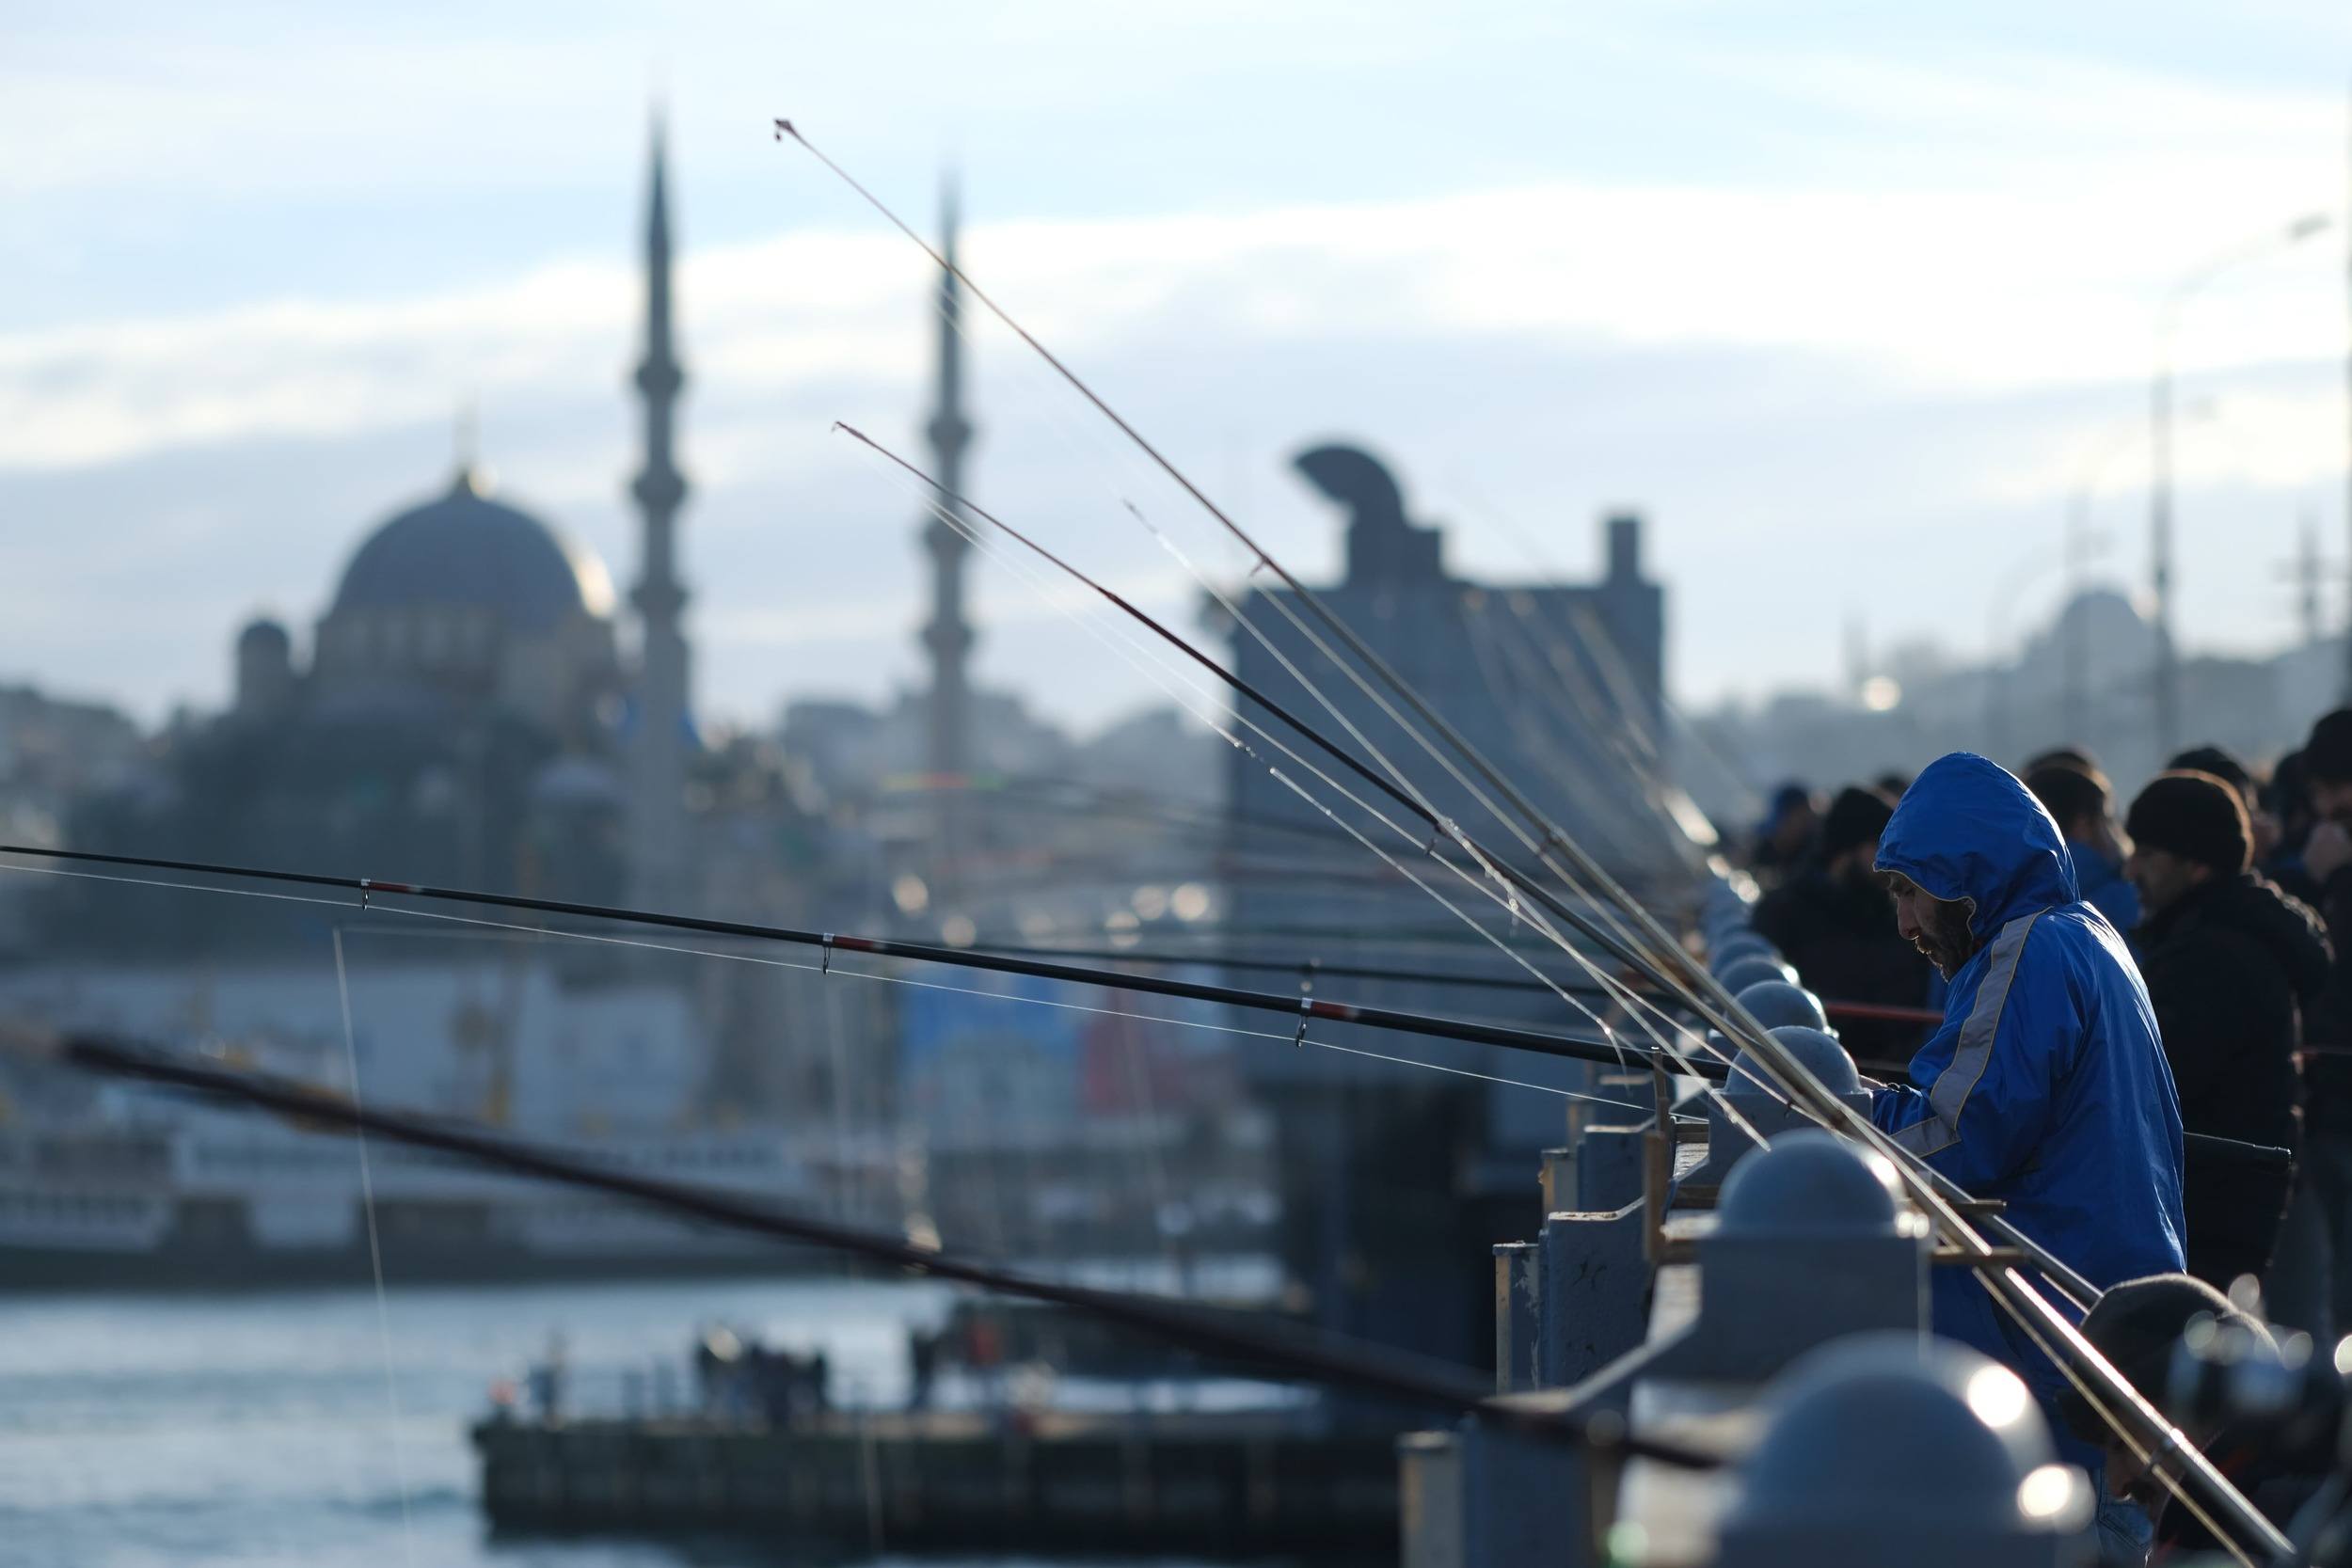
[0, 847, 2290, 1553]
[836, 422, 1688, 1003]
[12, 845, 2279, 1164]
[794, 129, 1715, 1002]
[780, 129, 2287, 1560]
[0, 845, 1718, 1080]
[0, 1018, 1718, 1469]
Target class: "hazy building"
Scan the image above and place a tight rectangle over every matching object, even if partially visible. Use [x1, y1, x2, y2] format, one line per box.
[1216, 439, 1692, 1369]
[44, 124, 702, 955]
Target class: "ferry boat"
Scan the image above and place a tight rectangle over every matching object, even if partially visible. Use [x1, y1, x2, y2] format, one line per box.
[0, 1110, 849, 1288]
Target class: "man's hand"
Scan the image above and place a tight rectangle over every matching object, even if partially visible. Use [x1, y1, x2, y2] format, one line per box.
[2309, 820, 2352, 884]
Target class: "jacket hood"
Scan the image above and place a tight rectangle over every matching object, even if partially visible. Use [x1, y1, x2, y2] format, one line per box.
[1874, 752, 2080, 939]
[2191, 872, 2335, 1006]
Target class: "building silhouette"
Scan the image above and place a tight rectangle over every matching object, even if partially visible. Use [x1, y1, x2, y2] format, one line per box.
[1217, 441, 1688, 1369]
[49, 120, 697, 953]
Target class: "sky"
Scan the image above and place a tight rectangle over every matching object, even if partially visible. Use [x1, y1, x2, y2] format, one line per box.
[8, 1, 2352, 737]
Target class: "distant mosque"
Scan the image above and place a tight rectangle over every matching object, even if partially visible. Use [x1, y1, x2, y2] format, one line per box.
[56, 119, 980, 953]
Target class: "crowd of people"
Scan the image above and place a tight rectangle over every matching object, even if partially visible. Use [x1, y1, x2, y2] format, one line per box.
[1727, 710, 2352, 1561]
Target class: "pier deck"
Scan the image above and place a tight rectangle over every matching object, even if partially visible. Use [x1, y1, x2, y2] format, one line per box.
[473, 1405, 1399, 1558]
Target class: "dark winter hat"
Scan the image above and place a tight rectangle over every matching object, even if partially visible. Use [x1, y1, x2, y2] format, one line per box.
[1820, 785, 1896, 861]
[2307, 709, 2352, 786]
[2057, 1274, 2271, 1447]
[2167, 744, 2253, 806]
[2125, 770, 2253, 876]
[2025, 746, 2102, 776]
[2267, 749, 2308, 820]
[2025, 762, 2112, 832]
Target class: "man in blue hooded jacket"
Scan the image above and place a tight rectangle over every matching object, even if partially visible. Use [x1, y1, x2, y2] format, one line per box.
[1870, 754, 2185, 1473]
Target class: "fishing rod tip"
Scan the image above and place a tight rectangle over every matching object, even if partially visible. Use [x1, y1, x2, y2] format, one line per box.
[771, 118, 797, 141]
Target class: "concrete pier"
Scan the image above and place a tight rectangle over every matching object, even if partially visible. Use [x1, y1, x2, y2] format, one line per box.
[472, 1407, 1398, 1558]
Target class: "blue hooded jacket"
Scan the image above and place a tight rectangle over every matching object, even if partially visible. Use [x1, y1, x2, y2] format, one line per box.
[1870, 754, 2185, 1400]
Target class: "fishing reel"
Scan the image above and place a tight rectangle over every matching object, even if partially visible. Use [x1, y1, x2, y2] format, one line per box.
[2166, 1316, 2347, 1477]
[2165, 1313, 2352, 1566]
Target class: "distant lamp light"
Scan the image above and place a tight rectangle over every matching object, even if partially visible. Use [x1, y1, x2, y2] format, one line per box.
[1171, 882, 1212, 923]
[1132, 884, 1170, 920]
[1859, 675, 1903, 713]
[1105, 910, 1142, 949]
[891, 874, 931, 916]
[940, 913, 977, 947]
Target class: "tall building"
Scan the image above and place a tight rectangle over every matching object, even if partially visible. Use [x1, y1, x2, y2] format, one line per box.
[916, 182, 977, 904]
[627, 117, 694, 912]
[49, 122, 703, 953]
[1218, 441, 1684, 1370]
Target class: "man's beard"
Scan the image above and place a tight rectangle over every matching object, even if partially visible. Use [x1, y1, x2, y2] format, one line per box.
[1915, 900, 1980, 979]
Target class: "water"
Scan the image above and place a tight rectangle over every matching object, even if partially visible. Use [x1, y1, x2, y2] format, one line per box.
[0, 1277, 971, 1568]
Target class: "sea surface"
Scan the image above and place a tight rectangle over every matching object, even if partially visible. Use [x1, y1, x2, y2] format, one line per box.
[0, 1275, 1252, 1568]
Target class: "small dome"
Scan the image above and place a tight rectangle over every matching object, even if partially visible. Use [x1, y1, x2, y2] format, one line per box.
[1717, 1130, 1899, 1233]
[1709, 932, 1775, 973]
[237, 617, 291, 652]
[1719, 1334, 2090, 1565]
[1717, 954, 1797, 994]
[330, 467, 614, 633]
[1734, 980, 1830, 1035]
[1728, 1024, 1858, 1098]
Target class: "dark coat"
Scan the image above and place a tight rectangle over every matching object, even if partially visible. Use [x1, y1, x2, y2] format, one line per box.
[1751, 864, 1933, 1058]
[2297, 865, 2352, 1132]
[2137, 871, 2329, 1286]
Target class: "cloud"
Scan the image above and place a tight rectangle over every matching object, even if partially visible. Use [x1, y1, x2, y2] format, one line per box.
[7, 148, 2344, 480]
[9, 11, 2352, 737]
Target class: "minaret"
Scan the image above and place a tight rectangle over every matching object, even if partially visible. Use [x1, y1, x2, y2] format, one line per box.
[921, 181, 977, 784]
[628, 117, 692, 911]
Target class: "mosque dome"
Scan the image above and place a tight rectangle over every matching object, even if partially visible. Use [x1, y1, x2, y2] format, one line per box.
[330, 466, 614, 633]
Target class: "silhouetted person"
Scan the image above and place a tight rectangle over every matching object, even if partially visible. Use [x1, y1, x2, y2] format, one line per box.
[1870, 752, 2184, 1538]
[2265, 748, 2319, 903]
[908, 1327, 940, 1411]
[1748, 782, 1820, 889]
[1753, 784, 1931, 1057]
[2171, 743, 2285, 880]
[2024, 745, 2102, 776]
[2057, 1275, 2306, 1561]
[2123, 770, 2327, 1289]
[2026, 760, 2140, 935]
[2281, 709, 2352, 1337]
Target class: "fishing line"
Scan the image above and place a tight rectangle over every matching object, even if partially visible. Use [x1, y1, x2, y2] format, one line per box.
[862, 188, 2157, 1393]
[0, 852, 1683, 1075]
[862, 451, 1656, 1069]
[873, 273, 1713, 1078]
[853, 438, 1682, 1066]
[1097, 489, 1745, 1097]
[881, 208, 1697, 1003]
[342, 894, 1659, 1117]
[816, 979, 889, 1557]
[1461, 594, 1678, 872]
[773, 123, 1806, 1112]
[24, 1022, 1725, 1469]
[331, 927, 418, 1568]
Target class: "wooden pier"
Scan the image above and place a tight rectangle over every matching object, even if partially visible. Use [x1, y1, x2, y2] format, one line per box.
[472, 1406, 1400, 1558]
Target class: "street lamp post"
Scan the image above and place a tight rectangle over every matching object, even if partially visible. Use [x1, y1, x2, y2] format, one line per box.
[2151, 212, 2331, 756]
[2065, 404, 2215, 743]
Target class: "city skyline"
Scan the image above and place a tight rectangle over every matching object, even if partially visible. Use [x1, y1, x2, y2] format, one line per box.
[8, 2, 2352, 738]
